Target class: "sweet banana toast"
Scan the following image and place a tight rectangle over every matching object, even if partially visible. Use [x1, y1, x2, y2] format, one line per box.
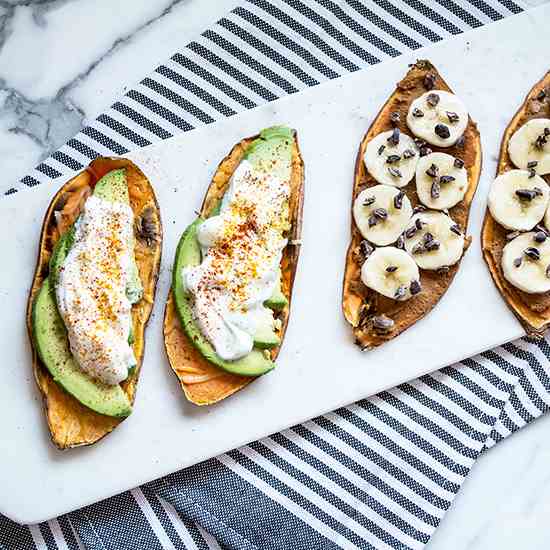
[482, 71, 550, 337]
[343, 60, 482, 349]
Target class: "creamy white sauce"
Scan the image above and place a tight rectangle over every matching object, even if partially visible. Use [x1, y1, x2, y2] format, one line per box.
[182, 159, 290, 361]
[56, 195, 136, 385]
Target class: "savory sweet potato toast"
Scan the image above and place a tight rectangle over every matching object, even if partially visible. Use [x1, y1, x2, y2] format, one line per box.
[164, 128, 304, 405]
[27, 158, 162, 448]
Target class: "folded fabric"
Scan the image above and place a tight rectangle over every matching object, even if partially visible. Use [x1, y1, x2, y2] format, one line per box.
[0, 348, 524, 549]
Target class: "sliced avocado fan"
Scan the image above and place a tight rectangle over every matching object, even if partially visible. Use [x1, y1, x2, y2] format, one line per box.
[173, 220, 275, 376]
[32, 169, 141, 417]
[172, 126, 294, 376]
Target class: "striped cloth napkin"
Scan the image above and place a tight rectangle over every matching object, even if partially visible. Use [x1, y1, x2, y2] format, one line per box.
[3, 1, 550, 549]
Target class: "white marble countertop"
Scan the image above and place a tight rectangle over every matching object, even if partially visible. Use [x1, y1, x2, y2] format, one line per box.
[1, 0, 549, 547]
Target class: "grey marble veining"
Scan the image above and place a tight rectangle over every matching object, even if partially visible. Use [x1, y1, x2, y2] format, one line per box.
[0, 0, 238, 189]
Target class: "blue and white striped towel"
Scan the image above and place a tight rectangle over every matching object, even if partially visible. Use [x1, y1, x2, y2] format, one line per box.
[4, 1, 550, 549]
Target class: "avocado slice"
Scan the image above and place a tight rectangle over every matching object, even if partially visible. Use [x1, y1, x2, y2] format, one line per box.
[246, 127, 292, 329]
[94, 168, 129, 202]
[49, 225, 75, 288]
[253, 320, 280, 349]
[244, 126, 293, 182]
[173, 219, 274, 376]
[264, 268, 288, 311]
[32, 278, 132, 418]
[252, 307, 280, 349]
[94, 169, 143, 304]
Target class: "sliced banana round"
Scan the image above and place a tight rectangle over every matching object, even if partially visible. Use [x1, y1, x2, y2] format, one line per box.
[361, 246, 421, 301]
[403, 211, 465, 270]
[502, 232, 550, 293]
[406, 90, 468, 147]
[487, 169, 549, 231]
[353, 184, 413, 246]
[416, 152, 468, 210]
[508, 118, 550, 175]
[364, 130, 419, 187]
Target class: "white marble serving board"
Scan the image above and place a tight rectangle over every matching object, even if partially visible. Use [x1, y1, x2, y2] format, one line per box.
[1, 6, 548, 525]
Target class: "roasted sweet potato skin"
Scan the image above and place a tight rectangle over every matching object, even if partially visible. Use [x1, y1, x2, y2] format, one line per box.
[163, 132, 304, 405]
[343, 60, 482, 349]
[26, 158, 162, 449]
[482, 71, 550, 337]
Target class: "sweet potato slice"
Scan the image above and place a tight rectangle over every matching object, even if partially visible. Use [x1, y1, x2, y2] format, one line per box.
[343, 60, 482, 349]
[482, 71, 550, 337]
[26, 158, 162, 449]
[163, 132, 304, 405]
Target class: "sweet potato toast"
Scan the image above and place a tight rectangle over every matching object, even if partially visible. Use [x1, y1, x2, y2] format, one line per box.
[164, 130, 304, 405]
[482, 71, 550, 337]
[26, 158, 162, 449]
[343, 60, 482, 349]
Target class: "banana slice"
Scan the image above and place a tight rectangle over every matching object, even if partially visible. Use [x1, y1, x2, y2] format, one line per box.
[353, 184, 413, 246]
[403, 211, 464, 270]
[487, 169, 549, 231]
[502, 231, 550, 293]
[415, 152, 468, 210]
[361, 246, 421, 301]
[508, 118, 550, 175]
[364, 130, 419, 187]
[406, 90, 468, 147]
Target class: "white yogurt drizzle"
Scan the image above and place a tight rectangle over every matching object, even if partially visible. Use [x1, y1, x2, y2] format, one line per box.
[182, 159, 290, 361]
[56, 195, 136, 385]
